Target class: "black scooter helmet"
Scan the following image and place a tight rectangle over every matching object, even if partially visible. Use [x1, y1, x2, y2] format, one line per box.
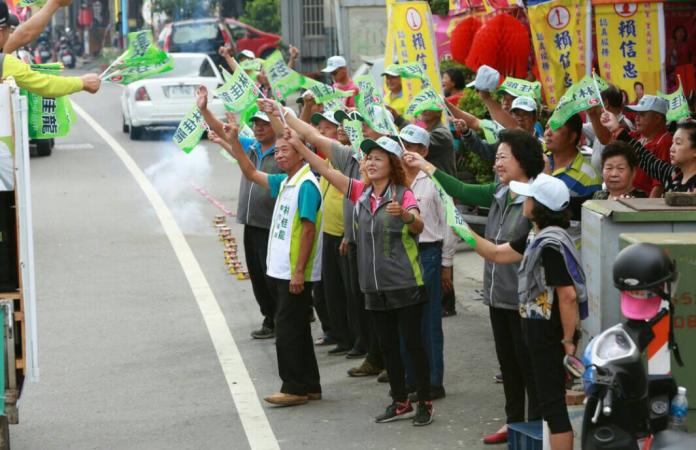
[613, 243, 677, 292]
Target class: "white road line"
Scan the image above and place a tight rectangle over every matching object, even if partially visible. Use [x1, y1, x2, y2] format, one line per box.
[72, 103, 279, 450]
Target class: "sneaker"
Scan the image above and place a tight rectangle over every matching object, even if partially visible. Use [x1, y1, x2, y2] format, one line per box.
[494, 373, 503, 384]
[251, 326, 275, 339]
[412, 401, 434, 426]
[347, 360, 382, 377]
[375, 400, 414, 423]
[314, 335, 336, 346]
[377, 370, 389, 383]
[345, 348, 366, 359]
[328, 345, 350, 356]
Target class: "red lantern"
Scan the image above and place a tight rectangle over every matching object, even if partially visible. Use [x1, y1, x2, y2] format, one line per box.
[450, 17, 482, 66]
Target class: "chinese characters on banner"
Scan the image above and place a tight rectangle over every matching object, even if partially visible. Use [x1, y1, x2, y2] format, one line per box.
[528, 0, 589, 107]
[386, 1, 444, 104]
[593, 1, 664, 103]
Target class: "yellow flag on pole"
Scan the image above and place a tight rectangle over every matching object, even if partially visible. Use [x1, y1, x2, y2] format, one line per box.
[528, 0, 589, 108]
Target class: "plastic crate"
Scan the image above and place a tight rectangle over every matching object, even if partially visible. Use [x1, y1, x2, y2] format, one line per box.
[508, 421, 542, 450]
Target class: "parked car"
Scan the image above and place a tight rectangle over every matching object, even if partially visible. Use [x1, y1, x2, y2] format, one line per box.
[159, 19, 235, 69]
[121, 53, 227, 140]
[224, 18, 281, 59]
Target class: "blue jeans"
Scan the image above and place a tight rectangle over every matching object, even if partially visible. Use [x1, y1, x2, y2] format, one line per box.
[402, 243, 444, 388]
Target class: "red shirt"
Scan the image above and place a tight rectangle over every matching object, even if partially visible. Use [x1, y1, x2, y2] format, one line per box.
[334, 79, 359, 108]
[348, 179, 418, 214]
[630, 130, 672, 194]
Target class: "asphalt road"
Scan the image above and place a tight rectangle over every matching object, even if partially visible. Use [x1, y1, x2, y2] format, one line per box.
[11, 77, 504, 449]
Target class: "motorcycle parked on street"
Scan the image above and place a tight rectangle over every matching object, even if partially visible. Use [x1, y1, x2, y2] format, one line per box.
[565, 243, 696, 450]
[57, 36, 76, 69]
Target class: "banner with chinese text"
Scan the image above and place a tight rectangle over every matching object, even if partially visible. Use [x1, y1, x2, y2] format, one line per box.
[528, 0, 589, 108]
[594, 1, 664, 102]
[385, 1, 444, 104]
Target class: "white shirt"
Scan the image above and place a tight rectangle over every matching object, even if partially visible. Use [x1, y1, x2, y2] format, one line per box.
[410, 171, 457, 267]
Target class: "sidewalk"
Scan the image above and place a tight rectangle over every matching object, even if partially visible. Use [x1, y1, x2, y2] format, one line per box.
[451, 245, 488, 318]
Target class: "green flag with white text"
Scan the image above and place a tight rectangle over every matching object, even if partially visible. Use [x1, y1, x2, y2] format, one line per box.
[355, 75, 395, 135]
[431, 177, 476, 248]
[308, 82, 353, 105]
[173, 106, 206, 153]
[548, 76, 606, 130]
[214, 66, 259, 113]
[342, 119, 364, 156]
[24, 64, 76, 139]
[404, 87, 446, 120]
[262, 50, 307, 100]
[104, 30, 173, 84]
[384, 62, 428, 81]
[659, 81, 690, 123]
[499, 77, 542, 103]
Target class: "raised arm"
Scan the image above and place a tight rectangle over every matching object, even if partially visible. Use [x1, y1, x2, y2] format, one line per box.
[218, 46, 238, 72]
[586, 107, 612, 145]
[601, 111, 674, 186]
[196, 85, 226, 138]
[446, 101, 481, 132]
[478, 91, 518, 129]
[287, 45, 299, 70]
[3, 0, 68, 54]
[210, 124, 269, 190]
[287, 134, 350, 194]
[2, 54, 99, 96]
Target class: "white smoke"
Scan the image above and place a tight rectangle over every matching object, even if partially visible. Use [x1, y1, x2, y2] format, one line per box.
[145, 144, 212, 235]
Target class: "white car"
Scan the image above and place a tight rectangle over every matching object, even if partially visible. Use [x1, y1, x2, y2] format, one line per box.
[121, 53, 227, 140]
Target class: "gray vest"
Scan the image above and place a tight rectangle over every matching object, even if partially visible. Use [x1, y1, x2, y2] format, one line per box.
[354, 183, 423, 294]
[482, 185, 531, 310]
[517, 226, 589, 320]
[236, 143, 282, 229]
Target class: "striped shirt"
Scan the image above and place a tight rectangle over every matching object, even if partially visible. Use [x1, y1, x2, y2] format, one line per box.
[549, 151, 602, 198]
[620, 129, 696, 193]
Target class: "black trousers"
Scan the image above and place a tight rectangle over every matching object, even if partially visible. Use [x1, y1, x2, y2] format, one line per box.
[489, 306, 540, 423]
[347, 243, 381, 364]
[270, 278, 321, 396]
[243, 225, 276, 329]
[522, 308, 572, 434]
[322, 233, 351, 348]
[370, 299, 430, 402]
[442, 271, 456, 313]
[312, 281, 331, 335]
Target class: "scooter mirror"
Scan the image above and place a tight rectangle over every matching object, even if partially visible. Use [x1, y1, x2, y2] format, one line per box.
[563, 355, 585, 378]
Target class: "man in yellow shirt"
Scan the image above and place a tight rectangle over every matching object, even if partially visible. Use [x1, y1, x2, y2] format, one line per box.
[382, 67, 408, 118]
[0, 0, 100, 97]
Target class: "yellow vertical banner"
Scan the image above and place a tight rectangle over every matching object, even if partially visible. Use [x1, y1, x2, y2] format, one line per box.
[594, 1, 663, 101]
[387, 1, 444, 104]
[528, 0, 589, 108]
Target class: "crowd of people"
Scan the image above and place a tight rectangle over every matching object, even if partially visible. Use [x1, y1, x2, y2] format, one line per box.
[200, 43, 696, 446]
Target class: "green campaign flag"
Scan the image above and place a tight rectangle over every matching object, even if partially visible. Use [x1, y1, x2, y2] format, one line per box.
[24, 64, 76, 139]
[19, 0, 46, 6]
[499, 77, 542, 103]
[430, 177, 476, 248]
[404, 87, 446, 120]
[106, 59, 174, 85]
[240, 58, 262, 72]
[308, 82, 353, 105]
[384, 62, 428, 81]
[214, 66, 259, 113]
[104, 30, 173, 84]
[479, 119, 504, 144]
[173, 106, 206, 153]
[342, 119, 364, 156]
[262, 50, 306, 100]
[221, 67, 233, 82]
[659, 82, 690, 123]
[355, 75, 396, 135]
[548, 75, 604, 130]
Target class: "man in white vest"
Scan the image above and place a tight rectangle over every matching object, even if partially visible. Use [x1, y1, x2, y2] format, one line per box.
[209, 117, 323, 407]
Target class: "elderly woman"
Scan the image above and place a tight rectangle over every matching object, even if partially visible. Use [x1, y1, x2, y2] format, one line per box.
[593, 141, 647, 200]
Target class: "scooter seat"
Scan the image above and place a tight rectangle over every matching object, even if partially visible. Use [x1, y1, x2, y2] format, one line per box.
[651, 429, 696, 449]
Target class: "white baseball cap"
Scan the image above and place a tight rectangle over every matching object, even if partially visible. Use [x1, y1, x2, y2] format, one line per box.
[399, 124, 430, 147]
[251, 111, 270, 123]
[322, 56, 347, 73]
[626, 95, 668, 115]
[311, 111, 340, 126]
[466, 65, 500, 92]
[238, 49, 255, 60]
[510, 96, 537, 112]
[509, 174, 570, 212]
[360, 136, 404, 158]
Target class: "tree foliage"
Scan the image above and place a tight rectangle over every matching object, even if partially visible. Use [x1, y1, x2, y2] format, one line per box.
[240, 0, 281, 34]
